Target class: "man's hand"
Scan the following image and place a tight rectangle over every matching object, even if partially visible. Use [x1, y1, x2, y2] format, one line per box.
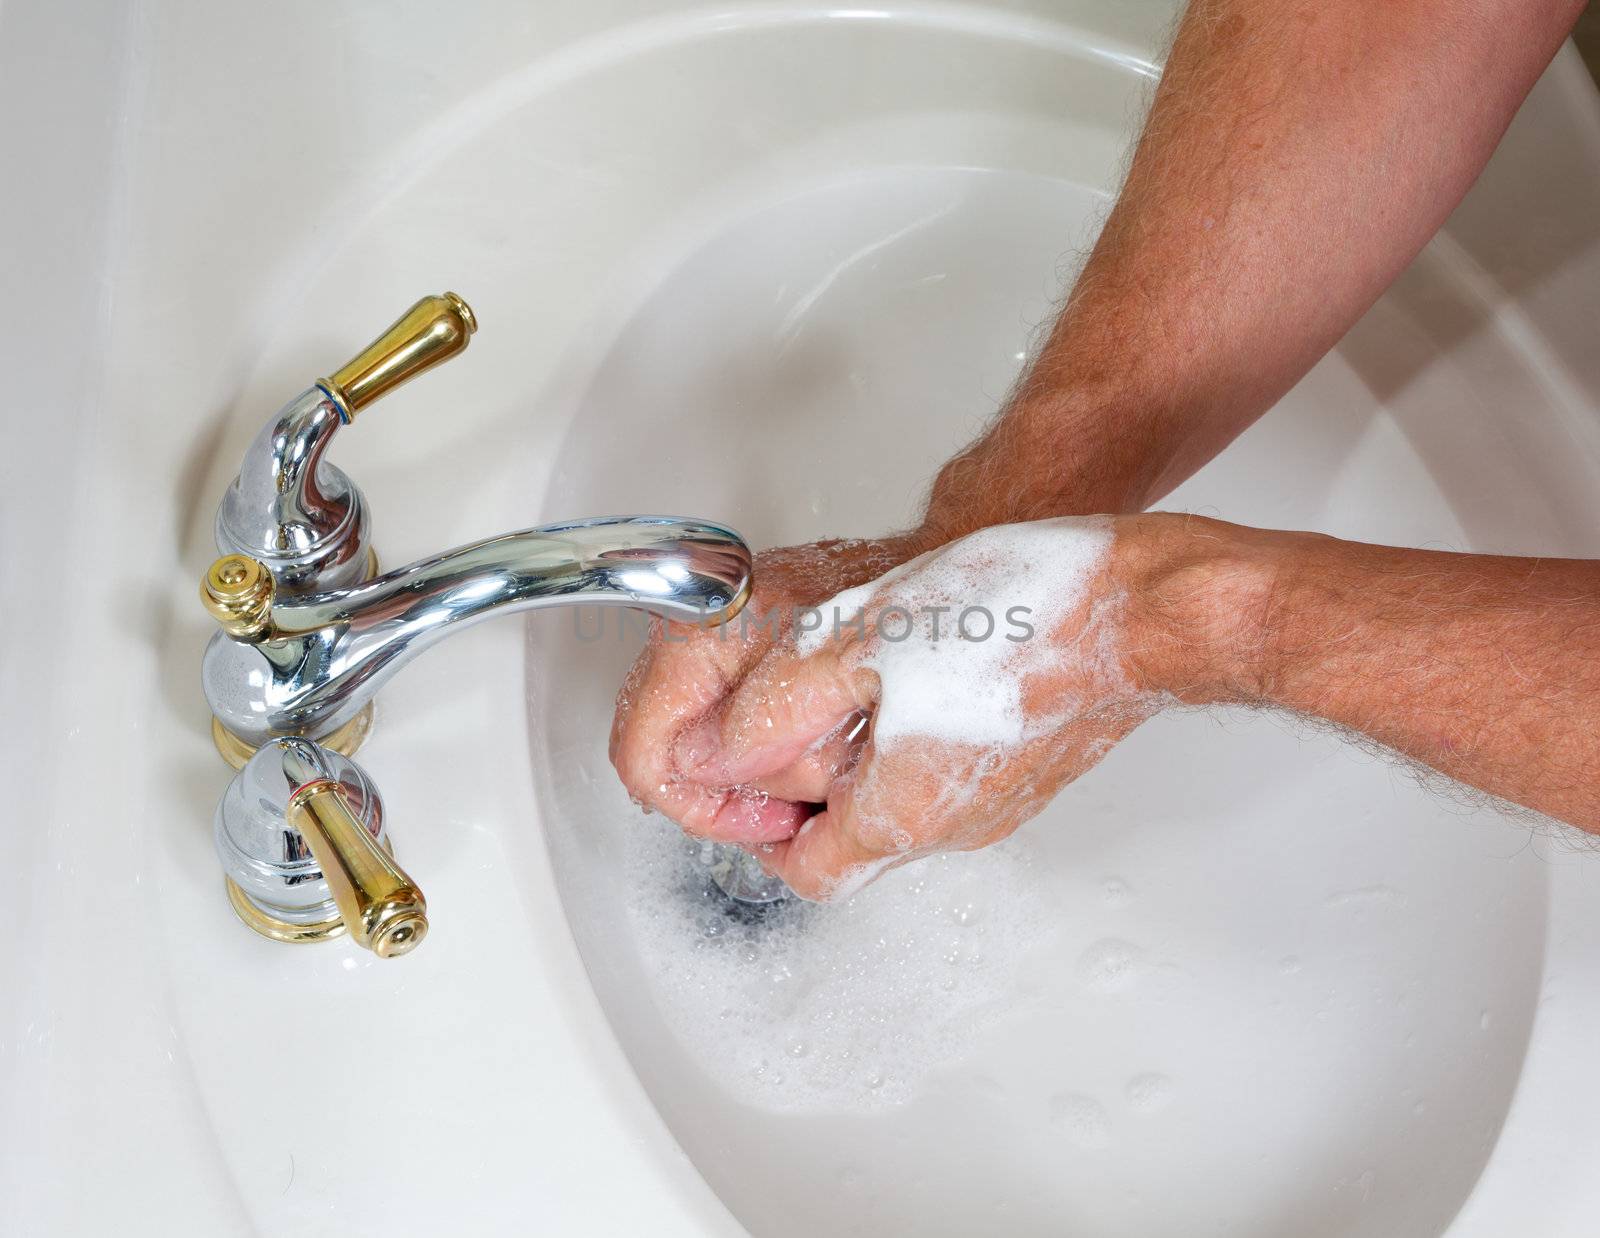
[661, 515, 1600, 899]
[609, 533, 929, 843]
[665, 517, 1178, 898]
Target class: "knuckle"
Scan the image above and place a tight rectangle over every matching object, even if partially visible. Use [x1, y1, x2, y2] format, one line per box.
[676, 815, 719, 841]
[782, 866, 828, 901]
[607, 725, 635, 772]
[609, 730, 658, 791]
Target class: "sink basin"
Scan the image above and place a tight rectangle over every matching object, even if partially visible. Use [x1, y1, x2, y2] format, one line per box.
[6, 2, 1600, 1235]
[526, 159, 1576, 1234]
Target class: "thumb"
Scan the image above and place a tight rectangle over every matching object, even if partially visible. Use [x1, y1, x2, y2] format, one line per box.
[676, 645, 878, 787]
[765, 801, 904, 903]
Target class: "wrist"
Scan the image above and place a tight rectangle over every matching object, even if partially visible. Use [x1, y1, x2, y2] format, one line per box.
[1112, 512, 1285, 706]
[757, 529, 942, 612]
[915, 390, 1164, 547]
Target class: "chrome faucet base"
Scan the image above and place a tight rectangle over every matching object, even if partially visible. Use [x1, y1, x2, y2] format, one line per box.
[210, 702, 375, 771]
[225, 876, 350, 944]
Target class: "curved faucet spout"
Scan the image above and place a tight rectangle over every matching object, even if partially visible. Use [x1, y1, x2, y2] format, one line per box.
[202, 515, 753, 748]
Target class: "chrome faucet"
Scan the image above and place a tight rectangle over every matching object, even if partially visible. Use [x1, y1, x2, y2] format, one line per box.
[199, 294, 753, 952]
[201, 514, 751, 752]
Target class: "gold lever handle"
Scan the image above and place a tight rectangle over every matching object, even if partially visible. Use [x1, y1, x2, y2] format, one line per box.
[287, 780, 429, 957]
[322, 292, 476, 419]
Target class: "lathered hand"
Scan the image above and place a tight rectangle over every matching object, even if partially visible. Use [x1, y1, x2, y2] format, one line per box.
[665, 518, 1160, 899]
[650, 513, 1600, 900]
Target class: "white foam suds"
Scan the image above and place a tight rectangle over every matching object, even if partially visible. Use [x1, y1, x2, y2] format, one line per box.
[622, 814, 1050, 1112]
[800, 517, 1118, 749]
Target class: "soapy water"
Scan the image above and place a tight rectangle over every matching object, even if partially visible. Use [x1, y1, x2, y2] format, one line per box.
[622, 813, 1051, 1112]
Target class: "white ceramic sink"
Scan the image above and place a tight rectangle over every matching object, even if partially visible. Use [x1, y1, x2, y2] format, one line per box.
[5, 3, 1600, 1235]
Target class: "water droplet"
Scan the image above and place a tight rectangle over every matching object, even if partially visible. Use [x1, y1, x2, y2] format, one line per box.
[1077, 939, 1143, 992]
[1125, 1073, 1173, 1113]
[1049, 1093, 1111, 1149]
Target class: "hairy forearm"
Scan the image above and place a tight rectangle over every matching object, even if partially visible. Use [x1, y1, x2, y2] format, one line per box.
[917, 0, 1584, 540]
[1127, 514, 1600, 831]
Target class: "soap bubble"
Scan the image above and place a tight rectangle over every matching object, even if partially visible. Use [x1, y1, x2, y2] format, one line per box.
[622, 811, 1048, 1112]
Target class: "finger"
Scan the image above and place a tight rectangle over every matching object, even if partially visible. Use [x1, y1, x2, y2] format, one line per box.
[676, 646, 878, 787]
[762, 764, 912, 900]
[766, 808, 905, 902]
[701, 785, 811, 843]
[609, 633, 809, 842]
[745, 711, 869, 802]
[643, 778, 810, 844]
[610, 625, 742, 809]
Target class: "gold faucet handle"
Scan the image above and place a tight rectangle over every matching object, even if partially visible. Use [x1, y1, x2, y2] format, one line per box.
[287, 780, 429, 958]
[321, 292, 476, 420]
[201, 554, 276, 640]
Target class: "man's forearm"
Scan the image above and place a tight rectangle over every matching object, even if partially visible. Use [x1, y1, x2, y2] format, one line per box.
[917, 0, 1584, 540]
[1128, 514, 1600, 831]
